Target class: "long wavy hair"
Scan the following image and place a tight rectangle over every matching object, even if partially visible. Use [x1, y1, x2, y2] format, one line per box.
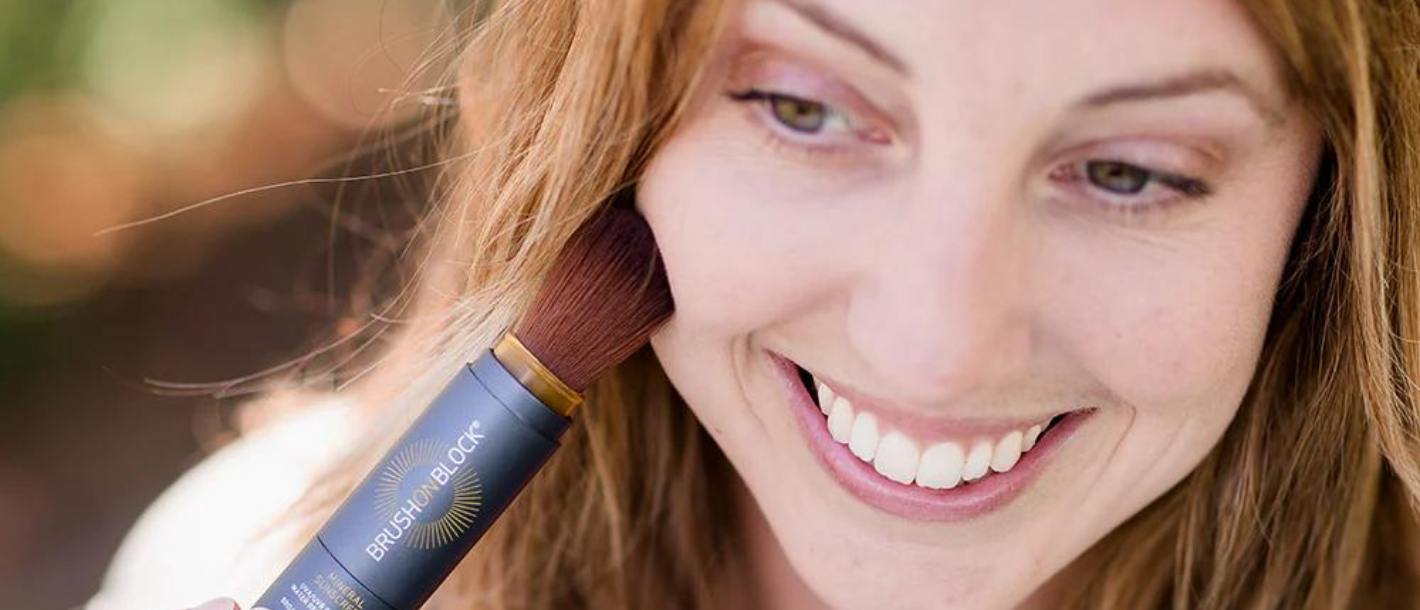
[252, 1, 1420, 608]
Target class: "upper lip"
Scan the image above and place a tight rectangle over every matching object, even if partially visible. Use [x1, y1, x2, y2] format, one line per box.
[795, 361, 1072, 442]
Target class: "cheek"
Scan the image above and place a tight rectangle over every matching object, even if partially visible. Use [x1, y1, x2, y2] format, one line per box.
[1031, 211, 1299, 535]
[1051, 239, 1281, 421]
[634, 114, 851, 339]
[1080, 129, 1319, 419]
[1043, 194, 1303, 477]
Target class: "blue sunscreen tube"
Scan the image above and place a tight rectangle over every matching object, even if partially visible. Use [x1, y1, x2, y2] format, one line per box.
[254, 348, 571, 610]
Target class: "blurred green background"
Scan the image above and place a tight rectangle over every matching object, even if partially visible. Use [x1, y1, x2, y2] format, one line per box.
[0, 0, 452, 607]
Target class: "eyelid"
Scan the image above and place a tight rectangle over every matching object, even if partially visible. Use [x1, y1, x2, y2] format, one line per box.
[724, 89, 873, 165]
[1054, 135, 1224, 177]
[727, 50, 899, 140]
[1047, 158, 1214, 221]
[1056, 138, 1221, 190]
[730, 88, 873, 143]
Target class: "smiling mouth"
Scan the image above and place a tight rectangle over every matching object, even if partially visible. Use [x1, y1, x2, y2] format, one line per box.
[770, 352, 1094, 521]
[794, 364, 1068, 487]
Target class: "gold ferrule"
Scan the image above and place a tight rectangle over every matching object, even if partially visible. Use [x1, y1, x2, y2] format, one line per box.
[493, 332, 583, 417]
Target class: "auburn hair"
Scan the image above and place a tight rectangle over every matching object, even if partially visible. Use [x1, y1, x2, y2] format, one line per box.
[248, 1, 1420, 607]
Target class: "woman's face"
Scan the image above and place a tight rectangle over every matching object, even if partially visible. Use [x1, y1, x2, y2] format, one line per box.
[637, 0, 1321, 608]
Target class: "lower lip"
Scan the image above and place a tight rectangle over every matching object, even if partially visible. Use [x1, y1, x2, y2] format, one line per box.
[767, 350, 1093, 522]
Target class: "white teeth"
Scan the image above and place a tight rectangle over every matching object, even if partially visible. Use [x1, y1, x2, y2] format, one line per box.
[827, 397, 855, 443]
[873, 431, 920, 484]
[809, 375, 1057, 486]
[962, 441, 993, 481]
[990, 429, 1023, 473]
[915, 442, 965, 489]
[848, 411, 881, 462]
[1022, 424, 1043, 452]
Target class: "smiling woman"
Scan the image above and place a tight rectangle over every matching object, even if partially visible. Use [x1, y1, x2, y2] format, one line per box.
[88, 1, 1420, 609]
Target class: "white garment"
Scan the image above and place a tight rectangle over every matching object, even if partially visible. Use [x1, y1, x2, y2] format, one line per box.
[84, 399, 355, 610]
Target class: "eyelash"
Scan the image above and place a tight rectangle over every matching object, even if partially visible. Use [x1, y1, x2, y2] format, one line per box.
[723, 87, 1215, 217]
[725, 88, 872, 161]
[1049, 161, 1214, 218]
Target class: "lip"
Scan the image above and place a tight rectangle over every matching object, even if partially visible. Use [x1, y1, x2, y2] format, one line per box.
[809, 370, 1060, 442]
[766, 349, 1094, 522]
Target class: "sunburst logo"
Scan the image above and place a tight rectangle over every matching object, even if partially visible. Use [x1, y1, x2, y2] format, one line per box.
[366, 421, 485, 559]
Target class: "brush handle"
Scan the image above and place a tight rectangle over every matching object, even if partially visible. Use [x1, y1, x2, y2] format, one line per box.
[254, 349, 571, 610]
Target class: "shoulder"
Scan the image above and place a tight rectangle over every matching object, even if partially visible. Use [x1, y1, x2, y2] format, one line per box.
[84, 397, 359, 610]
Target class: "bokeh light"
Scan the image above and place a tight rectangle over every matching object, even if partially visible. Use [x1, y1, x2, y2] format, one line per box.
[0, 94, 138, 305]
[0, 1, 457, 608]
[77, 0, 270, 137]
[283, 0, 451, 129]
[0, 0, 458, 309]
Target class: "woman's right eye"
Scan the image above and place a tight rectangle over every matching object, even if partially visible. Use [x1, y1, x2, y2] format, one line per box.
[765, 93, 828, 133]
[728, 89, 842, 134]
[724, 87, 891, 163]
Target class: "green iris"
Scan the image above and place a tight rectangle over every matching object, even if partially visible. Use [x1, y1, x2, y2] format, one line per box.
[1086, 160, 1151, 194]
[769, 95, 827, 133]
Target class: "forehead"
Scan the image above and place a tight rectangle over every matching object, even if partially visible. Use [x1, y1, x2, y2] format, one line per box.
[736, 0, 1288, 116]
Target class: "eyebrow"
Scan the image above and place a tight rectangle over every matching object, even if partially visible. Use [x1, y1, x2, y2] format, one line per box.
[772, 0, 911, 77]
[1076, 69, 1287, 126]
[771, 0, 1286, 127]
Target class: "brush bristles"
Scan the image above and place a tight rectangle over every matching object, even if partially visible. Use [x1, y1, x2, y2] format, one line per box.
[513, 205, 673, 392]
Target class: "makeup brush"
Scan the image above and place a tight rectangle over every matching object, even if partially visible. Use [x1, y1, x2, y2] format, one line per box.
[255, 204, 672, 610]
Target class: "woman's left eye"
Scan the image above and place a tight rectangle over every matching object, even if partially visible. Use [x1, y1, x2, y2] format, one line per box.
[1052, 159, 1213, 216]
[1086, 160, 1151, 194]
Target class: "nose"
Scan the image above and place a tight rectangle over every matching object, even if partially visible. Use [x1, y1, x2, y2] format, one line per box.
[846, 177, 1033, 404]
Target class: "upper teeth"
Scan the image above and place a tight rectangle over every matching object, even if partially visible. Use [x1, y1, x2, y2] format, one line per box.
[815, 378, 1049, 488]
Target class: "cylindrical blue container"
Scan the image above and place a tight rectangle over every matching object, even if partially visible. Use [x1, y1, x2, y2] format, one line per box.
[254, 347, 571, 610]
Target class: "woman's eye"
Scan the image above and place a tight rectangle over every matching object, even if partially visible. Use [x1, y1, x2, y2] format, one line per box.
[768, 95, 827, 133]
[1086, 160, 1151, 194]
[726, 88, 856, 139]
[1050, 157, 1213, 218]
[723, 87, 892, 163]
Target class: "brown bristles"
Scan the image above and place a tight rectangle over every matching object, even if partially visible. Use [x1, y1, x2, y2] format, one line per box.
[512, 205, 674, 392]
